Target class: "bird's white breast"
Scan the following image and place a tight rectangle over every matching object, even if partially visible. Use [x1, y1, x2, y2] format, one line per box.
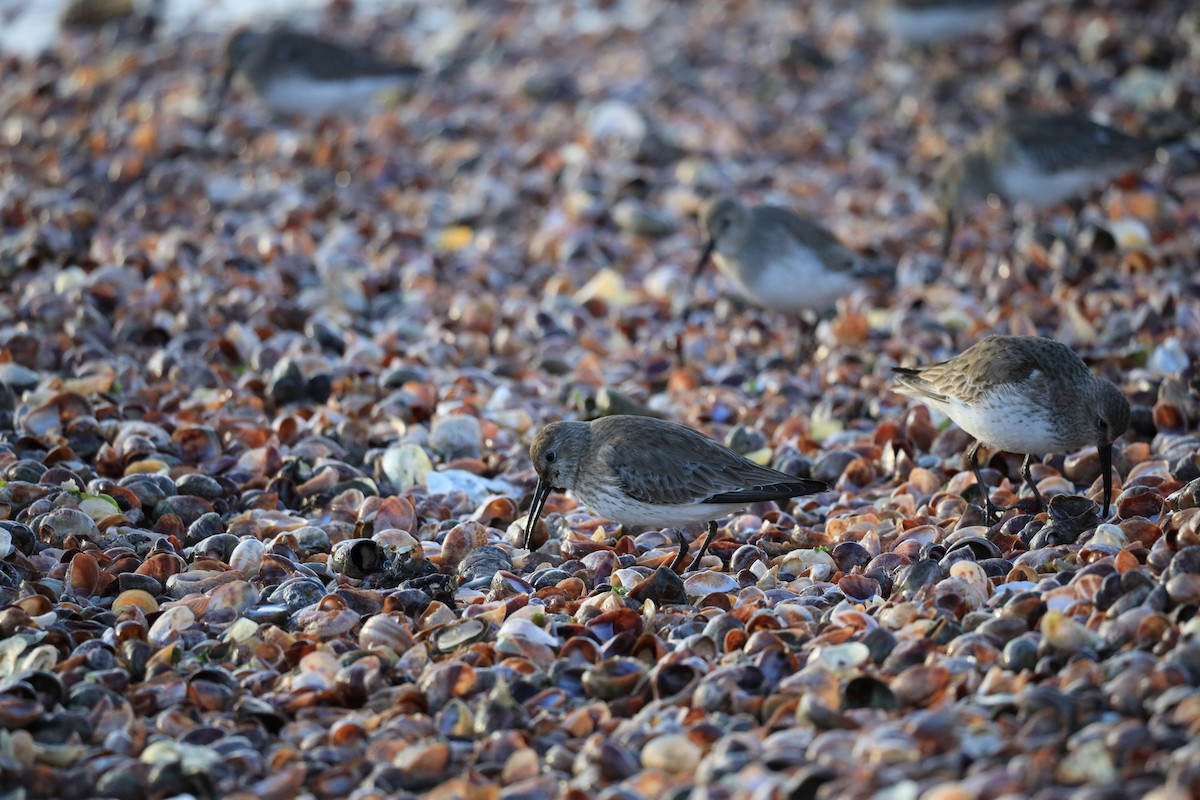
[998, 159, 1111, 209]
[717, 245, 859, 313]
[260, 75, 401, 117]
[947, 392, 1063, 454]
[879, 4, 1007, 44]
[577, 483, 749, 528]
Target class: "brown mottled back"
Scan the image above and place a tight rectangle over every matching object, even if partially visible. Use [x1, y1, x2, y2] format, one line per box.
[897, 335, 1093, 405]
[987, 113, 1162, 173]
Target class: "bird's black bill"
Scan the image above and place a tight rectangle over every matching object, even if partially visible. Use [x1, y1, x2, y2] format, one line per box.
[522, 479, 554, 550]
[1100, 442, 1113, 518]
[690, 239, 716, 290]
[204, 62, 238, 133]
[940, 212, 956, 260]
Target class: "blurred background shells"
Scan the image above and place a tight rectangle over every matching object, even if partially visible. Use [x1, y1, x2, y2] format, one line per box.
[0, 0, 1197, 796]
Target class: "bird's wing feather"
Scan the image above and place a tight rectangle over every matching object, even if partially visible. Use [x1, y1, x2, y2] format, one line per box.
[759, 207, 843, 250]
[756, 207, 871, 276]
[596, 417, 824, 506]
[613, 457, 824, 506]
[271, 32, 421, 79]
[999, 114, 1157, 171]
[895, 336, 1090, 405]
[706, 479, 826, 504]
[892, 366, 951, 404]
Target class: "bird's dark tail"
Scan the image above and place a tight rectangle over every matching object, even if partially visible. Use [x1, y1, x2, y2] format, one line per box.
[851, 256, 897, 287]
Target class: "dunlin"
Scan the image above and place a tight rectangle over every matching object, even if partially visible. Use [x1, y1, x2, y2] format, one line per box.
[867, 0, 1015, 45]
[893, 335, 1129, 520]
[523, 415, 828, 571]
[210, 28, 421, 123]
[933, 112, 1170, 255]
[694, 196, 892, 316]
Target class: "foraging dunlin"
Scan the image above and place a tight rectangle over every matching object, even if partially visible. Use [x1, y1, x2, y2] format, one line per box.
[694, 196, 892, 316]
[933, 112, 1171, 255]
[867, 0, 1015, 45]
[210, 28, 421, 123]
[893, 335, 1129, 520]
[523, 415, 828, 571]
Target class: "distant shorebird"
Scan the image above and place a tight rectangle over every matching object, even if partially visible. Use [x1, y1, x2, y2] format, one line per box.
[692, 196, 893, 359]
[209, 28, 421, 124]
[893, 335, 1129, 521]
[933, 112, 1174, 256]
[866, 0, 1015, 45]
[523, 415, 827, 571]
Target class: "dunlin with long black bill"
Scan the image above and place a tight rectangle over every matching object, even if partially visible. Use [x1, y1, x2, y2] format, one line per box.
[208, 27, 421, 127]
[893, 335, 1129, 521]
[522, 415, 827, 571]
[933, 112, 1175, 257]
[691, 196, 892, 361]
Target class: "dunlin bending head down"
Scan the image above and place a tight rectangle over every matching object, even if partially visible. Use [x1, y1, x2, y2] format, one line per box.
[210, 28, 421, 124]
[691, 196, 893, 363]
[893, 335, 1129, 520]
[933, 112, 1170, 255]
[523, 415, 828, 571]
[694, 196, 892, 315]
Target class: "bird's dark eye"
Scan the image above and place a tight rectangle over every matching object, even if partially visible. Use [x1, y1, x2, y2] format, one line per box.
[545, 452, 556, 464]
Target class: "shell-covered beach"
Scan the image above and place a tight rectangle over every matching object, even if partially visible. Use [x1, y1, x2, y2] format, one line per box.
[2, 1, 1200, 798]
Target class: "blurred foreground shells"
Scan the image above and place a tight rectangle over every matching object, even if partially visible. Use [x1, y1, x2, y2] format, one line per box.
[0, 0, 1199, 797]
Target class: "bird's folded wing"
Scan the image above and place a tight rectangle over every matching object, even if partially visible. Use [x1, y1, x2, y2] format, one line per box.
[892, 367, 950, 403]
[613, 459, 728, 506]
[612, 453, 823, 506]
[706, 479, 826, 504]
[295, 34, 422, 79]
[1003, 116, 1156, 171]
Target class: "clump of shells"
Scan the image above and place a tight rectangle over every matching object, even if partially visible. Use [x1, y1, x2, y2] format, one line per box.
[2, 0, 1200, 798]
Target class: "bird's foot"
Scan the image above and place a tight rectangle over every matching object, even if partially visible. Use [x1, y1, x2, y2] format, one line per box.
[693, 520, 719, 565]
[668, 529, 690, 574]
[984, 496, 1046, 525]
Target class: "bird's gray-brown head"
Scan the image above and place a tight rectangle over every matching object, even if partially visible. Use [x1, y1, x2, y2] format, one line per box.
[225, 29, 265, 68]
[523, 422, 591, 548]
[1089, 380, 1131, 518]
[1091, 381, 1131, 448]
[931, 152, 992, 258]
[692, 196, 751, 288]
[700, 197, 751, 250]
[207, 29, 268, 130]
[223, 29, 299, 91]
[934, 150, 996, 209]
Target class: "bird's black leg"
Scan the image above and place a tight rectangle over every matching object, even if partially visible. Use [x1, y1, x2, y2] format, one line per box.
[1099, 442, 1114, 519]
[791, 312, 817, 367]
[1019, 452, 1047, 513]
[941, 210, 956, 261]
[968, 441, 1002, 521]
[1065, 196, 1086, 241]
[694, 520, 719, 565]
[668, 529, 690, 573]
